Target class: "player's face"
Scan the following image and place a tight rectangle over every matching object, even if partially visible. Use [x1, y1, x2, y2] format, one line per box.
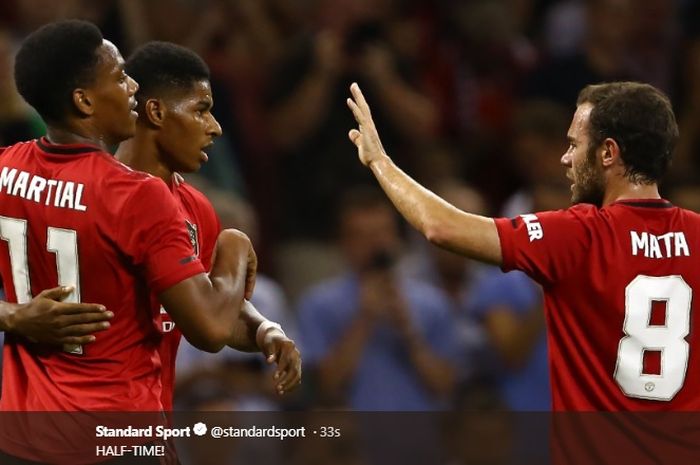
[561, 103, 605, 206]
[88, 40, 139, 146]
[159, 80, 222, 173]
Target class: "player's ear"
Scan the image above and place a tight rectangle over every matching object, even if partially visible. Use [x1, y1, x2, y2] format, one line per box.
[601, 138, 620, 167]
[144, 99, 165, 127]
[72, 89, 94, 117]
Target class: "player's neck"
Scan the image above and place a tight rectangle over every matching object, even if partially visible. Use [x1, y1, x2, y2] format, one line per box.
[116, 135, 174, 184]
[602, 181, 661, 206]
[45, 126, 108, 151]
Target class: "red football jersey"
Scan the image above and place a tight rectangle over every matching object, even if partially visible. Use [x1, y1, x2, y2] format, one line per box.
[157, 177, 220, 411]
[496, 199, 700, 411]
[0, 138, 205, 412]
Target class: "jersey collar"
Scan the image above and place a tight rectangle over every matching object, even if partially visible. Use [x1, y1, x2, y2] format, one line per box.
[36, 137, 103, 155]
[612, 199, 674, 209]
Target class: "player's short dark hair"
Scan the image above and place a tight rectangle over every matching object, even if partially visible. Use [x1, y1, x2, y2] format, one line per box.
[14, 20, 104, 124]
[125, 41, 210, 102]
[577, 82, 679, 184]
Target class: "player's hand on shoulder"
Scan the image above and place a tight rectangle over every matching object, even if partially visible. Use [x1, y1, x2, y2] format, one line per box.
[8, 286, 112, 346]
[346, 82, 388, 167]
[261, 332, 302, 396]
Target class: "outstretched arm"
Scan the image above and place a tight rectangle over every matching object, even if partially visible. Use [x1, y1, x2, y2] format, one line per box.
[346, 83, 503, 265]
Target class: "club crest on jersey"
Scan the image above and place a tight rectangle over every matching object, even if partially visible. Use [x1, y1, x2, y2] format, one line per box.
[185, 220, 200, 257]
[521, 214, 543, 242]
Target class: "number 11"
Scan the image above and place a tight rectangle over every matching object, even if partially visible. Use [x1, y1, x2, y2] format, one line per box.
[0, 215, 83, 354]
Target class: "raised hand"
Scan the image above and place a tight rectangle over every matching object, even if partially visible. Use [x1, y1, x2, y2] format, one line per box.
[346, 82, 388, 166]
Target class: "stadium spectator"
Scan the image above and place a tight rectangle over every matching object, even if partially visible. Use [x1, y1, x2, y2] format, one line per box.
[297, 187, 457, 410]
[265, 0, 438, 240]
[524, 0, 635, 106]
[400, 180, 496, 398]
[0, 29, 42, 146]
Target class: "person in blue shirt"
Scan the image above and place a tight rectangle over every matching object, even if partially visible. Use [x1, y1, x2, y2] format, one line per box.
[298, 187, 458, 410]
[471, 268, 550, 411]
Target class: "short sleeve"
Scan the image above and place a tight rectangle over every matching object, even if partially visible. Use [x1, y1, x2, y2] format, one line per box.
[198, 197, 221, 272]
[495, 207, 592, 286]
[118, 178, 205, 293]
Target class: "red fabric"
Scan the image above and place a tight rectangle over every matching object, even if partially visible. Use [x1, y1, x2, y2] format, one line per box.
[157, 179, 220, 411]
[0, 138, 204, 413]
[496, 199, 700, 411]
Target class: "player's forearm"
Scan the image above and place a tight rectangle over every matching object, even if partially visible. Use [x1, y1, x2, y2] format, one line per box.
[161, 231, 249, 352]
[227, 300, 266, 352]
[368, 155, 503, 265]
[206, 230, 251, 329]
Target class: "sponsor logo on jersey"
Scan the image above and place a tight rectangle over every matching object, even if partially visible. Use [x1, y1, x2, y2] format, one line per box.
[521, 214, 543, 242]
[160, 306, 176, 333]
[185, 220, 200, 257]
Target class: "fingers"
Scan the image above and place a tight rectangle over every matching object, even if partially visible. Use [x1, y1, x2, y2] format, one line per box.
[346, 96, 363, 124]
[350, 82, 370, 114]
[245, 248, 257, 300]
[55, 335, 98, 345]
[37, 286, 75, 302]
[55, 302, 108, 316]
[271, 343, 302, 395]
[244, 273, 256, 301]
[60, 310, 114, 327]
[348, 129, 361, 145]
[57, 321, 111, 337]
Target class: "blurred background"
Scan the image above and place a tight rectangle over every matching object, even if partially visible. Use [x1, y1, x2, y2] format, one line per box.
[1, 1, 700, 461]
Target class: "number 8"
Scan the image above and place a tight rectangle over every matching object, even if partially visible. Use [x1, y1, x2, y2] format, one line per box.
[615, 275, 691, 401]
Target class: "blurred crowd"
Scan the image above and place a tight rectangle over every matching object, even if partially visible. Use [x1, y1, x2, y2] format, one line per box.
[1, 0, 700, 427]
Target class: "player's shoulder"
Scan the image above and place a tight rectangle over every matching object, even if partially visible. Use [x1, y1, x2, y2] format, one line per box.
[173, 175, 217, 213]
[603, 199, 700, 222]
[96, 156, 172, 196]
[95, 159, 175, 213]
[0, 139, 37, 157]
[95, 153, 156, 181]
[174, 177, 210, 204]
[525, 203, 598, 224]
[673, 205, 700, 220]
[565, 203, 599, 217]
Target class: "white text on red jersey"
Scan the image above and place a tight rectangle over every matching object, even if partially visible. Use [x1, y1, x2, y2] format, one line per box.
[0, 167, 87, 212]
[631, 231, 690, 258]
